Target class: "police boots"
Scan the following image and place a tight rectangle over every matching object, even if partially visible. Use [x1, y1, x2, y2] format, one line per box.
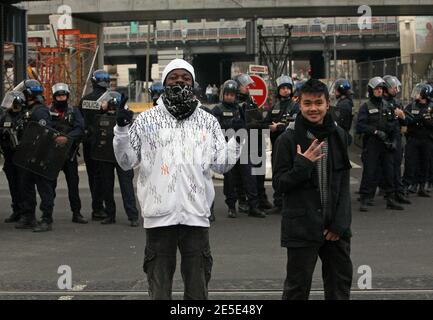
[395, 192, 412, 205]
[386, 196, 404, 210]
[227, 207, 237, 218]
[418, 184, 431, 198]
[15, 216, 37, 229]
[4, 212, 21, 223]
[359, 198, 369, 212]
[101, 216, 116, 224]
[72, 212, 88, 224]
[33, 220, 53, 232]
[238, 200, 249, 213]
[92, 210, 108, 221]
[248, 207, 266, 218]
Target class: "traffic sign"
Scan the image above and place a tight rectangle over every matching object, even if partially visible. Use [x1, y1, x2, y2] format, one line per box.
[248, 64, 269, 74]
[247, 75, 268, 108]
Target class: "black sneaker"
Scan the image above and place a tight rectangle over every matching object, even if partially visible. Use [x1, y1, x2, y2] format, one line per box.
[33, 220, 53, 232]
[227, 207, 237, 218]
[248, 207, 266, 218]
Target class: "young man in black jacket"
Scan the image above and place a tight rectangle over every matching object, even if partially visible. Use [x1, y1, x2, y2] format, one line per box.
[272, 79, 353, 300]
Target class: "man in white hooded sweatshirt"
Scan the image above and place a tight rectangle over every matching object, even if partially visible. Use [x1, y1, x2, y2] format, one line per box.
[113, 59, 241, 300]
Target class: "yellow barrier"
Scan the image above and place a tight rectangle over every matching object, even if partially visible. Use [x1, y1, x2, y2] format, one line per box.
[128, 102, 154, 113]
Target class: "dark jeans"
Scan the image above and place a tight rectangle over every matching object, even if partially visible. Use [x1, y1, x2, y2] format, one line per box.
[100, 161, 139, 220]
[53, 156, 81, 213]
[143, 225, 213, 300]
[283, 239, 353, 300]
[3, 154, 24, 214]
[83, 140, 105, 212]
[21, 170, 56, 223]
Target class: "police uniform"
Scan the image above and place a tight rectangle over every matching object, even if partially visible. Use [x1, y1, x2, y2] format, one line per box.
[95, 106, 139, 225]
[212, 100, 261, 213]
[402, 101, 433, 195]
[78, 87, 107, 217]
[18, 101, 57, 229]
[50, 104, 86, 219]
[0, 107, 25, 221]
[331, 95, 353, 135]
[239, 94, 271, 210]
[264, 96, 298, 209]
[356, 97, 401, 209]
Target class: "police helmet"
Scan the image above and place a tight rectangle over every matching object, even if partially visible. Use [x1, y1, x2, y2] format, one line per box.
[52, 83, 70, 98]
[1, 90, 26, 111]
[276, 75, 294, 90]
[383, 75, 401, 94]
[22, 79, 44, 101]
[411, 83, 433, 101]
[91, 69, 110, 89]
[334, 78, 351, 95]
[233, 74, 254, 88]
[222, 80, 239, 96]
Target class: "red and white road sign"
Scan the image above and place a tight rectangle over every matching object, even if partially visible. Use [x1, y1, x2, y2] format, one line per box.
[247, 75, 268, 108]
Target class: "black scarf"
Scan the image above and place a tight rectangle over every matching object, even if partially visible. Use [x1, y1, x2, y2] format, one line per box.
[162, 85, 199, 120]
[295, 113, 351, 171]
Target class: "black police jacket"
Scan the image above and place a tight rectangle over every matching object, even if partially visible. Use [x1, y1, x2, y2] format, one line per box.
[272, 123, 352, 248]
[27, 102, 52, 128]
[405, 101, 433, 140]
[78, 87, 107, 140]
[265, 98, 298, 144]
[356, 98, 399, 140]
[212, 102, 245, 131]
[331, 96, 353, 132]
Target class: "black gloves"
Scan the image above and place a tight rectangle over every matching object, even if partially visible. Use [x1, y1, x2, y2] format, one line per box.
[375, 130, 388, 141]
[116, 94, 134, 127]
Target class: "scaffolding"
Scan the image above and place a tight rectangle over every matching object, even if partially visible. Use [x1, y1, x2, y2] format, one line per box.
[32, 29, 97, 106]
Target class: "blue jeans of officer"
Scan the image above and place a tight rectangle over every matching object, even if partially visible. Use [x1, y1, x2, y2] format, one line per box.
[100, 161, 139, 220]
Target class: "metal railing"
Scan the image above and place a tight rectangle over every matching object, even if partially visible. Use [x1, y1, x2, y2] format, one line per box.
[27, 22, 399, 46]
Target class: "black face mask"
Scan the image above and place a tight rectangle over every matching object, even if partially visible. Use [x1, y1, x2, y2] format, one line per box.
[162, 84, 198, 120]
[54, 100, 68, 111]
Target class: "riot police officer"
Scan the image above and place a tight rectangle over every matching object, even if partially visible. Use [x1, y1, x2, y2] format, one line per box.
[50, 83, 88, 223]
[16, 80, 58, 231]
[212, 79, 266, 218]
[356, 76, 403, 212]
[0, 91, 26, 223]
[382, 75, 412, 204]
[264, 75, 297, 214]
[331, 79, 354, 138]
[402, 83, 433, 197]
[235, 74, 272, 213]
[79, 69, 110, 221]
[149, 81, 164, 106]
[96, 91, 140, 226]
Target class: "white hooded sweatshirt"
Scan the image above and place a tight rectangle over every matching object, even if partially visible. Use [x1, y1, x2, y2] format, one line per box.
[113, 59, 240, 229]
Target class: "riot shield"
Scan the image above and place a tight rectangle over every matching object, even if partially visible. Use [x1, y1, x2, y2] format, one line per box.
[81, 98, 102, 131]
[12, 121, 73, 180]
[90, 113, 117, 163]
